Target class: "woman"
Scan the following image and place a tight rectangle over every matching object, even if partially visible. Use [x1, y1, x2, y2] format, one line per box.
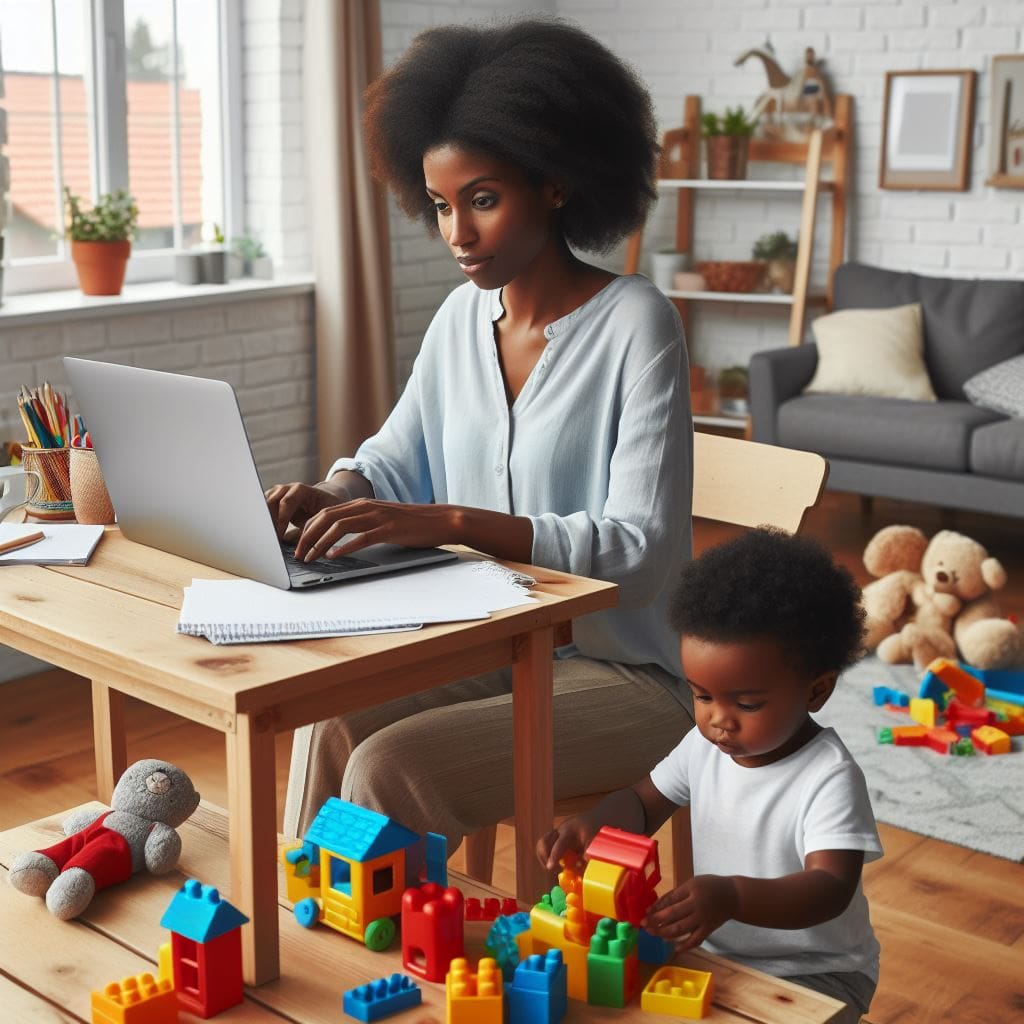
[269, 18, 694, 845]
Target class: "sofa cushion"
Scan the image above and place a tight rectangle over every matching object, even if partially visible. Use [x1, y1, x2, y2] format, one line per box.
[777, 394, 1002, 472]
[834, 263, 1024, 401]
[963, 353, 1024, 418]
[969, 419, 1024, 481]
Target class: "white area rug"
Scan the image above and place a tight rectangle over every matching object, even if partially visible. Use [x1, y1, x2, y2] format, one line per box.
[813, 656, 1024, 862]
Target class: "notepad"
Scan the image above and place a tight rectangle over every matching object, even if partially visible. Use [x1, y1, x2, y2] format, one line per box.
[177, 558, 538, 644]
[0, 523, 106, 565]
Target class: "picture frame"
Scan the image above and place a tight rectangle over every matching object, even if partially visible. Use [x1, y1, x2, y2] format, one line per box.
[879, 70, 976, 190]
[986, 54, 1024, 189]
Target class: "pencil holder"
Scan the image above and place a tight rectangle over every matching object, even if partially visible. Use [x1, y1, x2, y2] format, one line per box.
[70, 447, 116, 525]
[20, 446, 76, 521]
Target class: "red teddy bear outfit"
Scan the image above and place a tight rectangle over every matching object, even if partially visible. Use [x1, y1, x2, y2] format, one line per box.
[37, 813, 134, 891]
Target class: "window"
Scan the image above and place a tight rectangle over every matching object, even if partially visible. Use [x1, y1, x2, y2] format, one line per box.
[0, 0, 241, 294]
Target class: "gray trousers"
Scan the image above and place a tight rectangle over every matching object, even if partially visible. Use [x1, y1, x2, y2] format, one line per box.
[783, 971, 877, 1024]
[284, 656, 693, 847]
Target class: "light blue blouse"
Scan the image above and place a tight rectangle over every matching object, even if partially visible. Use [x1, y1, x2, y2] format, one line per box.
[331, 274, 693, 679]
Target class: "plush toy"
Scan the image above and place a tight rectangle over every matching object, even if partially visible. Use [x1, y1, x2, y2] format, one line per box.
[8, 759, 200, 920]
[861, 525, 1022, 671]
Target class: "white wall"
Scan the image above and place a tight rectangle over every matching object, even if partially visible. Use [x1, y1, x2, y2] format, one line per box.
[379, 0, 1024, 376]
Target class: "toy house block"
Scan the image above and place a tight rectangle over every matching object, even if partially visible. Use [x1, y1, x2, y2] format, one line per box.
[637, 928, 673, 965]
[582, 858, 626, 921]
[923, 727, 959, 754]
[586, 918, 639, 1008]
[891, 726, 930, 747]
[402, 882, 465, 983]
[971, 725, 1011, 756]
[909, 698, 938, 728]
[343, 973, 422, 1022]
[159, 879, 248, 1019]
[508, 950, 567, 1024]
[91, 973, 176, 1024]
[446, 957, 504, 1024]
[920, 659, 985, 708]
[583, 826, 660, 927]
[641, 965, 714, 1019]
[485, 911, 530, 981]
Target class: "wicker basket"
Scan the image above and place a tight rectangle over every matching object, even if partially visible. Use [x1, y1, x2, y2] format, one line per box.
[694, 260, 765, 293]
[20, 446, 76, 521]
[70, 447, 116, 525]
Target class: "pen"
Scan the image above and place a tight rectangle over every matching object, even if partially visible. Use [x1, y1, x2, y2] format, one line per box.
[0, 530, 46, 556]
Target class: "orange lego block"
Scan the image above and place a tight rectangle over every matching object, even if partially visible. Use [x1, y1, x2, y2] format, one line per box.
[971, 725, 1011, 755]
[929, 658, 986, 708]
[909, 698, 937, 728]
[891, 725, 929, 746]
[923, 727, 959, 754]
[446, 957, 504, 1023]
[91, 973, 176, 1024]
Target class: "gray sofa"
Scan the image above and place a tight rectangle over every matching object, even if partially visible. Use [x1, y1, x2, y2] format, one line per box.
[750, 262, 1024, 518]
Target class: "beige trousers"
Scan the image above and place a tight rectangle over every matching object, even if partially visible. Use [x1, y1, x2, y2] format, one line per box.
[283, 656, 693, 848]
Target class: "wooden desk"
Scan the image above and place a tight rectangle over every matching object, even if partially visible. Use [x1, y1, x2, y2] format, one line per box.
[0, 530, 616, 986]
[0, 805, 845, 1023]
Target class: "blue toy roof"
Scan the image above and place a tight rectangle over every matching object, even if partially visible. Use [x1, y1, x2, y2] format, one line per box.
[160, 879, 249, 942]
[304, 798, 420, 862]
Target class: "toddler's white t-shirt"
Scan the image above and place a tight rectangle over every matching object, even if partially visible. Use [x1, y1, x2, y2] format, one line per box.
[650, 725, 882, 980]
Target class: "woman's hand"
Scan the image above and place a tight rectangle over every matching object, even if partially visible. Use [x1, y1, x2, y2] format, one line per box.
[265, 482, 342, 540]
[642, 875, 738, 950]
[294, 499, 458, 562]
[536, 813, 602, 873]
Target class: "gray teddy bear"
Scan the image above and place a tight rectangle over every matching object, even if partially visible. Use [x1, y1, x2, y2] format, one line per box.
[9, 758, 200, 920]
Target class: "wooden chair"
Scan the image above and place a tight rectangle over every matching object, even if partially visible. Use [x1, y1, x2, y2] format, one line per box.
[463, 432, 829, 888]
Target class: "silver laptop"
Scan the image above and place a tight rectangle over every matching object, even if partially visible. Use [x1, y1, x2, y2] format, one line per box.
[63, 357, 457, 589]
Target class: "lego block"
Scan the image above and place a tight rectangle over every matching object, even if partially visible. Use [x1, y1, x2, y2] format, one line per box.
[446, 957, 504, 1024]
[923, 727, 958, 754]
[582, 858, 626, 921]
[343, 974, 422, 1022]
[402, 883, 465, 983]
[637, 928, 673, 965]
[91, 973, 176, 1024]
[587, 918, 639, 1008]
[425, 831, 448, 887]
[952, 738, 976, 756]
[873, 685, 909, 707]
[157, 942, 171, 984]
[518, 905, 589, 1002]
[529, 902, 569, 949]
[508, 950, 567, 1024]
[485, 911, 530, 981]
[891, 725, 929, 747]
[945, 699, 996, 729]
[962, 663, 1024, 699]
[641, 965, 714, 1019]
[466, 897, 503, 921]
[876, 727, 893, 745]
[909, 698, 937, 728]
[971, 725, 1011, 756]
[920, 658, 985, 708]
[583, 827, 660, 927]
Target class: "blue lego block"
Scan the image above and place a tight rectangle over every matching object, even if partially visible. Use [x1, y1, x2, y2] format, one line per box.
[305, 798, 419, 863]
[508, 950, 567, 1024]
[873, 685, 909, 707]
[160, 879, 249, 943]
[343, 973, 422, 1021]
[485, 912, 531, 981]
[637, 927, 673, 965]
[425, 831, 448, 887]
[960, 663, 1024, 698]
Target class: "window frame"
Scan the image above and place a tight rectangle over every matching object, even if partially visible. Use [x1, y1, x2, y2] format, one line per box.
[3, 0, 243, 296]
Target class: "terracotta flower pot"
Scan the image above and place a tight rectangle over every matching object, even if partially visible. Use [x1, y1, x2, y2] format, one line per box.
[766, 259, 797, 294]
[706, 136, 749, 180]
[71, 239, 132, 295]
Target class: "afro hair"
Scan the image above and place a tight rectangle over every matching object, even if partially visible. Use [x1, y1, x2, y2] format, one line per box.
[363, 17, 659, 253]
[668, 527, 866, 678]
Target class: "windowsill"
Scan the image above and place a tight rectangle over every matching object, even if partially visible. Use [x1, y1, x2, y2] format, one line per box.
[0, 274, 316, 327]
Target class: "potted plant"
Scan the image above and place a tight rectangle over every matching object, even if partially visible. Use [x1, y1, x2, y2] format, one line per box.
[64, 188, 138, 295]
[196, 223, 228, 285]
[752, 230, 799, 293]
[231, 234, 273, 279]
[702, 106, 756, 180]
[717, 365, 750, 416]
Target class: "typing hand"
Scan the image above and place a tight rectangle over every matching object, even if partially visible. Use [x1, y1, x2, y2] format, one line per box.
[265, 482, 339, 540]
[293, 499, 456, 563]
[642, 875, 737, 951]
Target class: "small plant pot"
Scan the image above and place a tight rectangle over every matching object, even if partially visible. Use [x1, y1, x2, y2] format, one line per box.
[766, 259, 797, 294]
[249, 255, 274, 280]
[174, 252, 203, 285]
[198, 248, 228, 285]
[227, 253, 245, 279]
[706, 136, 749, 180]
[71, 239, 131, 296]
[649, 250, 689, 291]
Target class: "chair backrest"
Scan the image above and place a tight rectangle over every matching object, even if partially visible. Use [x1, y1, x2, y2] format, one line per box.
[692, 432, 829, 534]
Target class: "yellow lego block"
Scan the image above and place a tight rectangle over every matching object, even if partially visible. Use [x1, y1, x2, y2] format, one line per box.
[641, 965, 714, 1019]
[157, 942, 172, 984]
[529, 903, 569, 948]
[972, 725, 1011, 755]
[583, 858, 626, 920]
[909, 697, 937, 728]
[91, 973, 176, 1024]
[446, 957, 504, 1023]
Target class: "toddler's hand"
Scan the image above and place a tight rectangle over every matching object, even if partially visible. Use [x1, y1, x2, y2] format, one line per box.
[643, 875, 737, 951]
[535, 815, 597, 873]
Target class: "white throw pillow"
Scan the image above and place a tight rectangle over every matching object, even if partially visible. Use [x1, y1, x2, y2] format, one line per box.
[963, 354, 1024, 418]
[804, 303, 937, 402]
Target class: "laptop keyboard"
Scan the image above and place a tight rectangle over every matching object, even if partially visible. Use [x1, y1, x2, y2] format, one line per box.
[281, 543, 370, 577]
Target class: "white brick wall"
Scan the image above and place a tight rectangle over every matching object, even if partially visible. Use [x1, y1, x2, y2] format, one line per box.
[378, 0, 1024, 376]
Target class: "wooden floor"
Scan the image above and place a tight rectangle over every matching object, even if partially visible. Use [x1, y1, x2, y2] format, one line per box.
[1, 491, 1022, 1023]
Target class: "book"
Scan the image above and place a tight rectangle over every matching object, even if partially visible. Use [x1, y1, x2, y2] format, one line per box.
[0, 523, 105, 565]
[177, 557, 537, 644]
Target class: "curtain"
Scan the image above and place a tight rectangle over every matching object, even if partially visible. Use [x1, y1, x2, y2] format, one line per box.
[304, 0, 395, 477]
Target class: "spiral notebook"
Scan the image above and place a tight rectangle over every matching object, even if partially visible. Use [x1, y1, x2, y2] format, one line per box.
[177, 558, 537, 644]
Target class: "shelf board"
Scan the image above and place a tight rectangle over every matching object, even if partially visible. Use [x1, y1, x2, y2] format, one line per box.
[658, 178, 835, 192]
[693, 413, 748, 430]
[663, 289, 829, 305]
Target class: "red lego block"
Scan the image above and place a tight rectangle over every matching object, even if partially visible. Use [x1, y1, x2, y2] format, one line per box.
[891, 725, 930, 747]
[500, 898, 519, 917]
[946, 700, 996, 729]
[923, 727, 959, 754]
[401, 883, 464, 983]
[928, 659, 986, 708]
[465, 897, 503, 921]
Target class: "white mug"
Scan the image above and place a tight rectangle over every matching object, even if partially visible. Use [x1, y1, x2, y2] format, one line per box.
[0, 466, 43, 520]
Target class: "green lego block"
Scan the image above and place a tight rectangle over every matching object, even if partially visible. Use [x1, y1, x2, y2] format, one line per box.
[952, 738, 976, 756]
[877, 727, 893, 744]
[587, 918, 638, 1008]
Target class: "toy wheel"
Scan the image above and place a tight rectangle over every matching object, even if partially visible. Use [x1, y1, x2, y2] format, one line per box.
[294, 897, 321, 928]
[364, 917, 396, 951]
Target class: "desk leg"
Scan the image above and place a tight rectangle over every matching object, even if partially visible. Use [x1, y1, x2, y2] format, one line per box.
[226, 711, 280, 986]
[91, 680, 127, 803]
[512, 626, 554, 903]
